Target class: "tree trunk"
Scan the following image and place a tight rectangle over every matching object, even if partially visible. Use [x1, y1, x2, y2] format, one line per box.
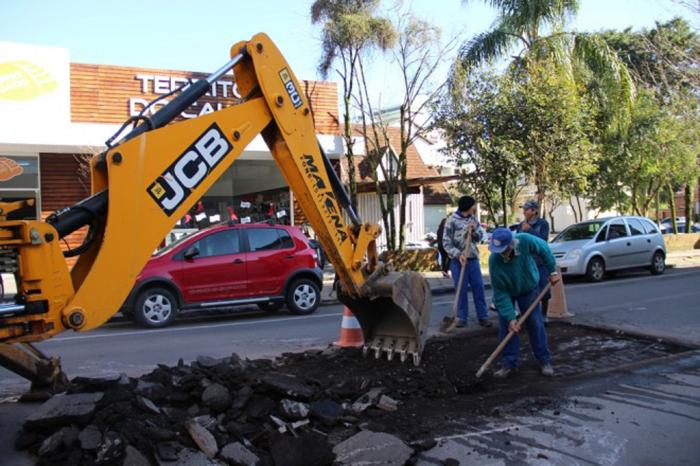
[685, 183, 693, 231]
[548, 210, 556, 233]
[655, 190, 660, 222]
[668, 184, 678, 235]
[576, 195, 584, 221]
[398, 164, 408, 251]
[568, 199, 579, 223]
[500, 184, 508, 227]
[343, 96, 357, 207]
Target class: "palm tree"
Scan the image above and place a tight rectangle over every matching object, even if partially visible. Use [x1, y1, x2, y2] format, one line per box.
[310, 0, 396, 206]
[459, 0, 634, 105]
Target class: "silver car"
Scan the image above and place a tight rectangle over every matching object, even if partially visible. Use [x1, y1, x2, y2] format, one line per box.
[548, 216, 666, 282]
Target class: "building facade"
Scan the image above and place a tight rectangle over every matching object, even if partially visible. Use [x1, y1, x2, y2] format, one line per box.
[0, 41, 343, 252]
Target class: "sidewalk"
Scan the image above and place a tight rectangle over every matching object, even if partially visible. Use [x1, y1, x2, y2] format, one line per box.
[320, 249, 700, 304]
[320, 270, 491, 304]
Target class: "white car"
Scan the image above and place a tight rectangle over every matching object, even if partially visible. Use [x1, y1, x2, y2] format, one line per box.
[548, 216, 666, 282]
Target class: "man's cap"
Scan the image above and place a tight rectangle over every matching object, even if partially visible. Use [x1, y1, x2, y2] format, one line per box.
[522, 199, 539, 210]
[489, 227, 513, 253]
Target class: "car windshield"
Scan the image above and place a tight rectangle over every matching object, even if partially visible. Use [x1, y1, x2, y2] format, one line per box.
[153, 230, 199, 256]
[553, 221, 605, 242]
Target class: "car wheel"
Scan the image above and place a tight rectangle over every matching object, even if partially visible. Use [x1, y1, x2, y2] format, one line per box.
[585, 257, 605, 282]
[257, 302, 284, 312]
[286, 278, 320, 315]
[650, 251, 665, 275]
[134, 287, 178, 328]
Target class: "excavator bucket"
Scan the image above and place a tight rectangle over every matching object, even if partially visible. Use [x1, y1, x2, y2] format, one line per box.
[339, 270, 432, 366]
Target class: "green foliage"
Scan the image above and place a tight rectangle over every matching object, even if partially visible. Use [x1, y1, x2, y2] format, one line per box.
[435, 71, 525, 225]
[458, 0, 634, 121]
[311, 0, 396, 78]
[437, 64, 597, 224]
[587, 19, 700, 218]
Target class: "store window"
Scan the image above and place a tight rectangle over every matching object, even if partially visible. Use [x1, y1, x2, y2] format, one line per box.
[0, 155, 40, 220]
[175, 160, 292, 231]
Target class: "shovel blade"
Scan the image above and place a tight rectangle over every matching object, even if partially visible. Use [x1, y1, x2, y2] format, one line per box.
[339, 271, 432, 365]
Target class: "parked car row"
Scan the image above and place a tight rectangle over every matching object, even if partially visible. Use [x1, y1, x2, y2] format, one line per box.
[122, 223, 323, 328]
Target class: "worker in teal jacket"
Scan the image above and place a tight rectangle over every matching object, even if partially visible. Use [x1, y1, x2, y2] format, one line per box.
[487, 227, 560, 379]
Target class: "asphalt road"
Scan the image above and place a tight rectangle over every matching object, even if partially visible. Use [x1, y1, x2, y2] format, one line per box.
[1, 266, 699, 465]
[2, 266, 699, 396]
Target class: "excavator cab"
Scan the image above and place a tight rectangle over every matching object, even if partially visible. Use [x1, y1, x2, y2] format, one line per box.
[0, 33, 433, 391]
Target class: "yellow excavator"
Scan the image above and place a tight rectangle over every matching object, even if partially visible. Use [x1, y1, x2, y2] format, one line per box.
[0, 33, 432, 391]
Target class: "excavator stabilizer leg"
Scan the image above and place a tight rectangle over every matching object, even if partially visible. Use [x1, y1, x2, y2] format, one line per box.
[339, 270, 432, 365]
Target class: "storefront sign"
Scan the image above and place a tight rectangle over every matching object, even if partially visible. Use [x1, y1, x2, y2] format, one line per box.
[0, 42, 70, 132]
[0, 155, 38, 189]
[129, 73, 241, 119]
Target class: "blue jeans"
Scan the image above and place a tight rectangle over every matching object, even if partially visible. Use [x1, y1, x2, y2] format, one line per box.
[537, 263, 552, 301]
[449, 258, 488, 323]
[498, 287, 552, 368]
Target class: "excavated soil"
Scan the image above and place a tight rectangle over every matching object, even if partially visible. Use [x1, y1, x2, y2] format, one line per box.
[15, 323, 689, 465]
[277, 322, 689, 440]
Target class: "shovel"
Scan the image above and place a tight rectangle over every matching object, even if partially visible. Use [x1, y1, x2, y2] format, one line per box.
[475, 282, 553, 378]
[440, 231, 473, 333]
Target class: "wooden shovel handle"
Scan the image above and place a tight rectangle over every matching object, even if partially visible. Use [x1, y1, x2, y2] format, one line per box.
[476, 282, 553, 378]
[450, 232, 473, 318]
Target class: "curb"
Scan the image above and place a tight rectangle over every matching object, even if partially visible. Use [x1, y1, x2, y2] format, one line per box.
[320, 282, 491, 305]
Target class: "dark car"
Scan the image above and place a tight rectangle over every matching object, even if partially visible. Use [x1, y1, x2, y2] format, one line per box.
[658, 217, 700, 234]
[123, 223, 323, 328]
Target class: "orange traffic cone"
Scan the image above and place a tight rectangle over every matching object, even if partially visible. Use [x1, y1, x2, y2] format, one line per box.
[334, 307, 364, 348]
[548, 267, 573, 319]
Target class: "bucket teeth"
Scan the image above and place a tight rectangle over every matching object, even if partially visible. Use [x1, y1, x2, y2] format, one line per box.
[370, 337, 384, 359]
[361, 336, 422, 365]
[383, 339, 396, 361]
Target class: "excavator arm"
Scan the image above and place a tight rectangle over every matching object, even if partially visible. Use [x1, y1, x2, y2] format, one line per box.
[0, 33, 431, 390]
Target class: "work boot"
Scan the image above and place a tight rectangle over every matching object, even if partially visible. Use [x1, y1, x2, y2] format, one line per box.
[493, 367, 513, 379]
[489, 302, 497, 313]
[478, 319, 493, 328]
[455, 320, 466, 328]
[540, 364, 554, 377]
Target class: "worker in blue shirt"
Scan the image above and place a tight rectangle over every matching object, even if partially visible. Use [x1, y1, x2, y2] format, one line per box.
[516, 200, 552, 321]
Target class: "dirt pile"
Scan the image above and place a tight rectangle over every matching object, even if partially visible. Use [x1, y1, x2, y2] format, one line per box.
[14, 324, 687, 465]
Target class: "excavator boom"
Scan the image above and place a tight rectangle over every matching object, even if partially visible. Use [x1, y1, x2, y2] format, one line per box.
[0, 33, 432, 389]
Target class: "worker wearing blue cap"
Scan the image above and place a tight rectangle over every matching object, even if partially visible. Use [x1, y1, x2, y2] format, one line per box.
[516, 200, 552, 321]
[488, 227, 560, 379]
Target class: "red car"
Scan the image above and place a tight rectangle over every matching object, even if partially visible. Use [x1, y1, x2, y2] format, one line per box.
[123, 223, 323, 328]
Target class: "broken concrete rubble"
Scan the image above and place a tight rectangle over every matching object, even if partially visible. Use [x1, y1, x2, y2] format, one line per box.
[78, 424, 102, 450]
[333, 430, 413, 466]
[25, 392, 103, 428]
[377, 394, 399, 411]
[261, 372, 315, 400]
[37, 425, 79, 456]
[201, 382, 231, 412]
[351, 387, 384, 413]
[185, 418, 219, 458]
[15, 325, 684, 466]
[136, 395, 161, 415]
[219, 441, 261, 466]
[123, 444, 151, 466]
[279, 399, 310, 420]
[310, 399, 344, 425]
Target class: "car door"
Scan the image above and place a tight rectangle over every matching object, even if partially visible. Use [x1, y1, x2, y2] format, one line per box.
[625, 218, 652, 266]
[604, 219, 633, 270]
[180, 229, 247, 303]
[246, 227, 295, 296]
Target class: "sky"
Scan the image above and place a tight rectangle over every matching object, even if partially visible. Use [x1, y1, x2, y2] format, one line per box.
[2, 0, 698, 107]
